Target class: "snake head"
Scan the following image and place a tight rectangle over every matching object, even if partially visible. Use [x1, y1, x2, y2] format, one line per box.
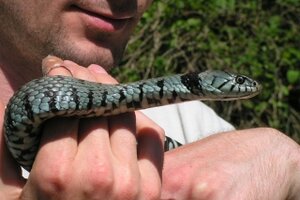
[199, 70, 262, 100]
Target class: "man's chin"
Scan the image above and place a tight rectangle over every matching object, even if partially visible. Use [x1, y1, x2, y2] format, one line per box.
[49, 42, 121, 70]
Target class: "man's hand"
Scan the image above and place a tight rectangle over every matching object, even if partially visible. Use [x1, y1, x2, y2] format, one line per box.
[162, 128, 300, 200]
[0, 56, 164, 200]
[2, 56, 300, 200]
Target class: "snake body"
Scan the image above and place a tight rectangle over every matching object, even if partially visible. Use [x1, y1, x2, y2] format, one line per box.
[4, 70, 261, 171]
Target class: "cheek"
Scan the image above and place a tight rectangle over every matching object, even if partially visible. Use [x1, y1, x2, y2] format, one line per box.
[5, 1, 65, 38]
[31, 2, 66, 23]
[137, 0, 152, 15]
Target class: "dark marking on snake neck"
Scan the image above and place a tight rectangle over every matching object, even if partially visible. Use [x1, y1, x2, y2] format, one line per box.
[180, 72, 203, 95]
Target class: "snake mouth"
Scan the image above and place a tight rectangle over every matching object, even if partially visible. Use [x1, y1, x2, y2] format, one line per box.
[227, 86, 262, 100]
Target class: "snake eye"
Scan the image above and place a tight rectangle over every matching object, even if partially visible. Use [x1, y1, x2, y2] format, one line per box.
[235, 76, 246, 84]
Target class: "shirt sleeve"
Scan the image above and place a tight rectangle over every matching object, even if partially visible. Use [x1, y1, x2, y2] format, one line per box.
[141, 100, 235, 144]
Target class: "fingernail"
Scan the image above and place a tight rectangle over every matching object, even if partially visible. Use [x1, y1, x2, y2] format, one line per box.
[42, 55, 63, 75]
[42, 55, 72, 76]
[88, 64, 108, 74]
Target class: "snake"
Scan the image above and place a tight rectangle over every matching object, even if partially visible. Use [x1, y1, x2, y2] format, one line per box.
[4, 70, 261, 171]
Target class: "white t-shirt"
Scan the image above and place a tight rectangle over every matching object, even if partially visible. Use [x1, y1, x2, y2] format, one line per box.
[141, 100, 235, 144]
[22, 100, 234, 178]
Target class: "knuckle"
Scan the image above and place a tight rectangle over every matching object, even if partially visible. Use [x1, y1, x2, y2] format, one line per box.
[89, 174, 114, 191]
[142, 185, 161, 200]
[114, 171, 139, 199]
[115, 187, 139, 200]
[189, 168, 229, 199]
[83, 164, 114, 195]
[33, 165, 70, 193]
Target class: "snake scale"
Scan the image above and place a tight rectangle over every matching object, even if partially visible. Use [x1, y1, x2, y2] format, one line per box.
[4, 70, 261, 171]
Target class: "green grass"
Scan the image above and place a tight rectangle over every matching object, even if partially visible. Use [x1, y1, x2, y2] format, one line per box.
[112, 0, 300, 141]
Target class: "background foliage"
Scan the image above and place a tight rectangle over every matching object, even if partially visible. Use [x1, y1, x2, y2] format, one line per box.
[112, 0, 300, 141]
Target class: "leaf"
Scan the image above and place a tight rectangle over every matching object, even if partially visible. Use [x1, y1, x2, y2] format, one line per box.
[287, 70, 300, 84]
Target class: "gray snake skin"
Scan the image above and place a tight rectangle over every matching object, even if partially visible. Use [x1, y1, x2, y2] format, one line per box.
[4, 70, 261, 171]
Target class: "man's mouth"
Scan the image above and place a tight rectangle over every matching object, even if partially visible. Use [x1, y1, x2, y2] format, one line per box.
[70, 5, 131, 32]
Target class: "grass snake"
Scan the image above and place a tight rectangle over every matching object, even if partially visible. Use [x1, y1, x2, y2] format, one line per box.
[4, 70, 261, 171]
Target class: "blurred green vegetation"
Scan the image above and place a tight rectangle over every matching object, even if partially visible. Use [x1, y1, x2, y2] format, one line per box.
[112, 0, 300, 141]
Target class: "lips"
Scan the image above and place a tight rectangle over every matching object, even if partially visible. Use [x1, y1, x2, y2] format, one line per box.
[70, 5, 132, 33]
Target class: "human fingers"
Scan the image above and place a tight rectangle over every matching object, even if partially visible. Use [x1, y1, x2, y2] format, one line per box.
[89, 65, 164, 198]
[23, 118, 79, 199]
[76, 112, 164, 199]
[107, 114, 138, 163]
[70, 113, 140, 199]
[40, 56, 119, 168]
[31, 56, 90, 174]
[70, 60, 140, 191]
[42, 55, 118, 84]
[68, 61, 163, 198]
[42, 55, 72, 77]
[136, 112, 165, 199]
[88, 65, 164, 198]
[42, 55, 97, 82]
[23, 56, 100, 198]
[42, 56, 142, 199]
[87, 64, 118, 84]
[70, 68, 141, 198]
[35, 56, 163, 199]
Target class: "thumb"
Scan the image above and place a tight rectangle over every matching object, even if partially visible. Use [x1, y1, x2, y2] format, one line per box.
[0, 100, 25, 195]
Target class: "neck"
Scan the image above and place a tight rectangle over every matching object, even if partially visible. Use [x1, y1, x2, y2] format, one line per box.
[0, 61, 41, 105]
[0, 30, 44, 105]
[0, 71, 15, 105]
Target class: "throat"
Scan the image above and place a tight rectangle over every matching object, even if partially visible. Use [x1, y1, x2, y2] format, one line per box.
[0, 63, 41, 105]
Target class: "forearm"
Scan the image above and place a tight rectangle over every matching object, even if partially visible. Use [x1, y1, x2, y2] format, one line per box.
[161, 128, 300, 200]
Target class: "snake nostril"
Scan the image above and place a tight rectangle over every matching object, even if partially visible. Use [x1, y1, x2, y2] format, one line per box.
[253, 81, 257, 86]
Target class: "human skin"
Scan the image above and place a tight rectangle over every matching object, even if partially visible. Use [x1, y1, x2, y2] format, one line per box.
[162, 129, 300, 199]
[1, 57, 299, 199]
[0, 0, 300, 200]
[0, 0, 152, 103]
[1, 56, 165, 199]
[0, 0, 164, 199]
